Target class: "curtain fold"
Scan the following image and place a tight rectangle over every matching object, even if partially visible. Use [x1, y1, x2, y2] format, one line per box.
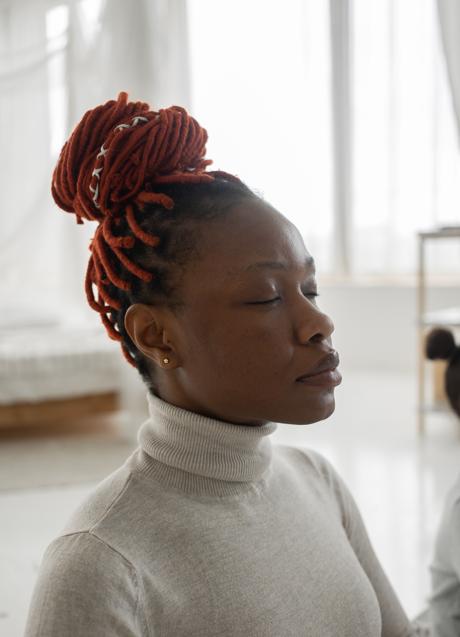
[60, 0, 190, 318]
[0, 0, 55, 308]
[1, 0, 190, 322]
[437, 0, 460, 144]
[66, 0, 190, 127]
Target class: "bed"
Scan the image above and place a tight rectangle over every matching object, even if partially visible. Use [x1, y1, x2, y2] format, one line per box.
[0, 308, 122, 429]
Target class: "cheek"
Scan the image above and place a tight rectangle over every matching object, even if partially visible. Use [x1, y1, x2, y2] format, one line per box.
[194, 318, 294, 382]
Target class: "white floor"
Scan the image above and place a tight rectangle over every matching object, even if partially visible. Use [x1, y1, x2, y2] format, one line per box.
[1, 369, 460, 636]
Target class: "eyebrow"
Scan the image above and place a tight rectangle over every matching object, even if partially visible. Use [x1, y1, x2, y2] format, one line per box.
[243, 256, 315, 273]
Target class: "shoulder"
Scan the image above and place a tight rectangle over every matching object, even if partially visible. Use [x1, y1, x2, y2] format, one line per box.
[25, 531, 143, 637]
[274, 443, 344, 487]
[54, 458, 160, 563]
[438, 474, 460, 541]
[433, 473, 460, 544]
[60, 462, 141, 536]
[446, 473, 460, 513]
[274, 443, 358, 528]
[41, 530, 137, 580]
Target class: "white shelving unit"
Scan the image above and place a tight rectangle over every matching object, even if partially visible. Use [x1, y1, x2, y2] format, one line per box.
[421, 307, 460, 326]
[417, 228, 460, 434]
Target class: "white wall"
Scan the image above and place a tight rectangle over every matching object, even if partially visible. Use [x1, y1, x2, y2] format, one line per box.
[319, 282, 460, 373]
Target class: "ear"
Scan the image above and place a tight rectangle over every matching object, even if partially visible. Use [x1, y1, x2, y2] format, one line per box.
[124, 303, 178, 370]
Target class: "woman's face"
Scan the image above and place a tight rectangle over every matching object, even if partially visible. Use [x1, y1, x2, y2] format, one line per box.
[134, 198, 341, 426]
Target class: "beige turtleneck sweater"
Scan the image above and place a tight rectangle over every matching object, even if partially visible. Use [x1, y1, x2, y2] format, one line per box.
[25, 391, 419, 636]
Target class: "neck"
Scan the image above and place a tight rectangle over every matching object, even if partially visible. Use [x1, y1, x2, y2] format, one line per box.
[153, 388, 268, 427]
[133, 391, 278, 496]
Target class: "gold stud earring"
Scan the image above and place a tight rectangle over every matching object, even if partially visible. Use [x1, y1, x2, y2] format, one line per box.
[163, 357, 170, 365]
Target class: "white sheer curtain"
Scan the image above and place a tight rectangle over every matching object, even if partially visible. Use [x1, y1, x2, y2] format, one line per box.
[187, 0, 335, 273]
[187, 0, 460, 277]
[352, 0, 460, 276]
[3, 0, 460, 302]
[437, 0, 460, 144]
[1, 0, 190, 323]
[0, 0, 58, 316]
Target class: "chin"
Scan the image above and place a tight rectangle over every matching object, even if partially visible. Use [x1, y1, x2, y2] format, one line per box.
[281, 396, 336, 425]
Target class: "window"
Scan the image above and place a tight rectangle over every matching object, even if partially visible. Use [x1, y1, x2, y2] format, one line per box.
[187, 0, 460, 277]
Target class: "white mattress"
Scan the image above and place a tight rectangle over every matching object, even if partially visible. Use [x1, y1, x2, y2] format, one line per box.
[0, 324, 122, 404]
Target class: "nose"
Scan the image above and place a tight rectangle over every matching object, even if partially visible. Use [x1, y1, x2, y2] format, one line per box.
[295, 299, 335, 345]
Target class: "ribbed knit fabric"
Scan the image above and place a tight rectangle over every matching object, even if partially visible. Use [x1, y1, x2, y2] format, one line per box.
[25, 391, 420, 637]
[429, 471, 460, 636]
[136, 391, 276, 496]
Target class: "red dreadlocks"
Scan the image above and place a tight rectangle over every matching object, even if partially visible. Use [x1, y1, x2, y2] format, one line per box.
[51, 91, 240, 366]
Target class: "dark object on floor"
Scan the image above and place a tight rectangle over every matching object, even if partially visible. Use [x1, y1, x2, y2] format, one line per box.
[425, 327, 460, 419]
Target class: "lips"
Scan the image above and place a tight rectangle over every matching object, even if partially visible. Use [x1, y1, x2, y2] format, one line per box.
[296, 350, 340, 381]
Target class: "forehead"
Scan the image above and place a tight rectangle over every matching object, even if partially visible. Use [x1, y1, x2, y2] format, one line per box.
[185, 199, 314, 283]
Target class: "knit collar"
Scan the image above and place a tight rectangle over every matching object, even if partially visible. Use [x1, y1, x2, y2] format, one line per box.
[135, 391, 278, 496]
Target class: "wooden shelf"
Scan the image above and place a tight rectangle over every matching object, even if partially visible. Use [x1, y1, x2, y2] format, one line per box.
[0, 392, 120, 429]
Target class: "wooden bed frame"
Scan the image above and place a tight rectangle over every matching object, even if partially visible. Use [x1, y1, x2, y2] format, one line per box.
[0, 392, 120, 429]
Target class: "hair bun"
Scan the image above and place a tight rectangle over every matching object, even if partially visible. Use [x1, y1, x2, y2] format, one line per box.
[51, 91, 213, 224]
[425, 327, 457, 360]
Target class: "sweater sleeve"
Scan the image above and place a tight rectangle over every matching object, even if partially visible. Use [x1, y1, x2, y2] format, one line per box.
[24, 531, 146, 637]
[429, 494, 460, 637]
[306, 449, 425, 637]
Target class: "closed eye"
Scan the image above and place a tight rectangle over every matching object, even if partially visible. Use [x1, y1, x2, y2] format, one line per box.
[249, 297, 281, 305]
[249, 292, 319, 305]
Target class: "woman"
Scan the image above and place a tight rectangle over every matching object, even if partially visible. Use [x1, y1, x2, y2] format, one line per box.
[25, 92, 420, 636]
[426, 328, 460, 636]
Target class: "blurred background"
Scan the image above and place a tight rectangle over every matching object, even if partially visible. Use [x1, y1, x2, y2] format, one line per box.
[2, 0, 460, 634]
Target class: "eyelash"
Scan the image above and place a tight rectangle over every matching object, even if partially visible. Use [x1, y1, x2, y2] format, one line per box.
[251, 292, 319, 305]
